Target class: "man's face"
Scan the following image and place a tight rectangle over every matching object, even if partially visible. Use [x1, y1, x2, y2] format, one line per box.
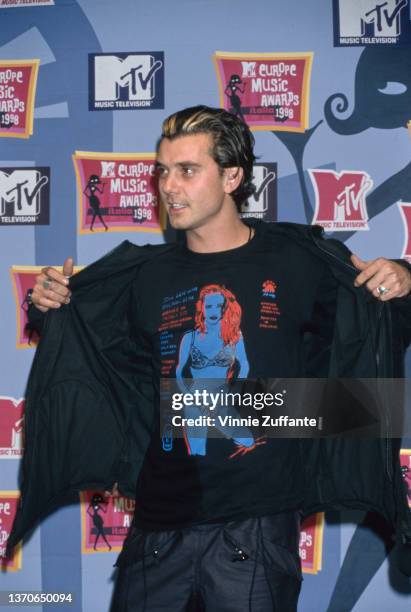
[156, 133, 238, 231]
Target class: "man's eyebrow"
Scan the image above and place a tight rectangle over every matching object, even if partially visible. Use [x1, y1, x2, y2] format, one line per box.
[175, 161, 201, 167]
[155, 160, 202, 169]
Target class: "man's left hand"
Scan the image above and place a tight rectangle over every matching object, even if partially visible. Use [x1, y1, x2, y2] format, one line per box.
[352, 254, 411, 301]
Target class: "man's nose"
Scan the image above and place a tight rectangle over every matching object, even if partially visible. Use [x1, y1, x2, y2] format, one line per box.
[161, 170, 180, 194]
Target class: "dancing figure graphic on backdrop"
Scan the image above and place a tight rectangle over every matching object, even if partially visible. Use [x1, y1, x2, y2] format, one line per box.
[84, 174, 108, 232]
[225, 74, 246, 120]
[87, 493, 112, 551]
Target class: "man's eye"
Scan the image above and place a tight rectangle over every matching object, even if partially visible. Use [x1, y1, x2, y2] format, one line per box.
[181, 166, 194, 176]
[155, 167, 167, 177]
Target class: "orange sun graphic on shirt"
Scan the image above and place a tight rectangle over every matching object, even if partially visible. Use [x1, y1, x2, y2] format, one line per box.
[262, 280, 277, 293]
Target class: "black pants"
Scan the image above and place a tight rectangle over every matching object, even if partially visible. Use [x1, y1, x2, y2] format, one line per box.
[110, 512, 302, 612]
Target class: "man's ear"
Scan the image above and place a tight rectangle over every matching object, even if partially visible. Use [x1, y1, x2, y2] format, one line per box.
[223, 167, 243, 194]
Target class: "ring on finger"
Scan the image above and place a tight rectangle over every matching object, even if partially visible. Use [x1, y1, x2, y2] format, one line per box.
[43, 278, 52, 290]
[377, 285, 389, 296]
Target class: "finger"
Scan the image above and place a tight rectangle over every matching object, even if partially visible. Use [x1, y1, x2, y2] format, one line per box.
[35, 275, 71, 299]
[32, 294, 62, 309]
[43, 267, 70, 287]
[62, 257, 74, 278]
[42, 288, 71, 304]
[42, 281, 71, 299]
[365, 271, 396, 295]
[379, 281, 403, 300]
[351, 254, 368, 271]
[354, 258, 389, 287]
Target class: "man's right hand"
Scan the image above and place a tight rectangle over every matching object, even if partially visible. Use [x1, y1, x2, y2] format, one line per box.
[32, 257, 73, 313]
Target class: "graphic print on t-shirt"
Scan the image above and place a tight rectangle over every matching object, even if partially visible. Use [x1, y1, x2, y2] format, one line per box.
[259, 279, 281, 330]
[158, 286, 198, 377]
[158, 283, 267, 458]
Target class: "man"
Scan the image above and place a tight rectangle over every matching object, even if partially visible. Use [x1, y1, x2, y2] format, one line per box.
[9, 106, 411, 611]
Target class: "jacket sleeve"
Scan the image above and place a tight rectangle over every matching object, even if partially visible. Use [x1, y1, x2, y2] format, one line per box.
[389, 259, 411, 352]
[27, 303, 47, 335]
[6, 247, 155, 555]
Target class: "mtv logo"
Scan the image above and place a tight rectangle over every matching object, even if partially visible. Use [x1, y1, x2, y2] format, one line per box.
[242, 165, 276, 214]
[100, 161, 116, 178]
[338, 0, 407, 37]
[241, 61, 256, 78]
[399, 202, 411, 262]
[0, 170, 48, 216]
[94, 54, 163, 102]
[0, 397, 24, 454]
[310, 169, 373, 231]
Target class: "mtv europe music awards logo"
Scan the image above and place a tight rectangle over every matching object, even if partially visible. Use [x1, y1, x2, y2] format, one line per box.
[213, 51, 312, 131]
[0, 60, 39, 138]
[309, 169, 373, 231]
[0, 397, 24, 459]
[333, 0, 411, 46]
[73, 151, 166, 234]
[240, 163, 277, 221]
[89, 52, 164, 111]
[0, 168, 49, 225]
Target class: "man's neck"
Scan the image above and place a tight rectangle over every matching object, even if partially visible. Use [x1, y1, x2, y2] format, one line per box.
[185, 216, 251, 253]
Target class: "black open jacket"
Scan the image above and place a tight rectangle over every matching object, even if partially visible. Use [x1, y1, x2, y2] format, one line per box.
[6, 222, 411, 573]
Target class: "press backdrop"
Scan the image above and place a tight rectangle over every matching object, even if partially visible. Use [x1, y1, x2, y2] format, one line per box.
[1, 1, 411, 610]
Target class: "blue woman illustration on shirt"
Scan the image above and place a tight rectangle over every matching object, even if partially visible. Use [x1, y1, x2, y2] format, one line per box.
[176, 284, 265, 457]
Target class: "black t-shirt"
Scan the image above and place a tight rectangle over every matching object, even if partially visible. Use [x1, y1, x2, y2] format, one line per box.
[131, 221, 337, 529]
